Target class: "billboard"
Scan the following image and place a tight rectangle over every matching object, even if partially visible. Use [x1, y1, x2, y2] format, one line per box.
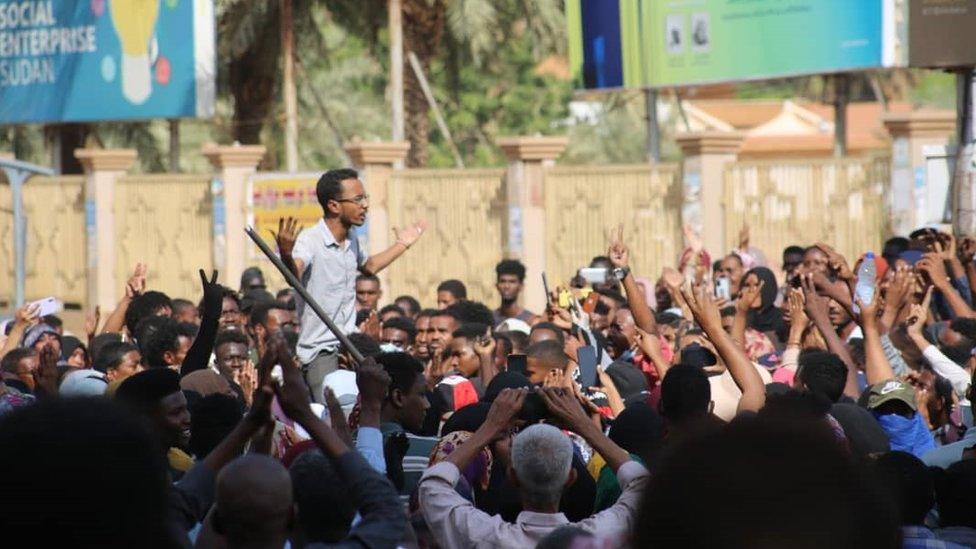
[908, 0, 976, 67]
[250, 173, 322, 256]
[0, 0, 215, 123]
[568, 0, 888, 90]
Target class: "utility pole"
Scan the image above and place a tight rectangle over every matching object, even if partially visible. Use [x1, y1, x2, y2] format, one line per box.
[645, 88, 660, 163]
[389, 0, 404, 168]
[281, 0, 298, 172]
[834, 74, 849, 158]
[952, 69, 976, 232]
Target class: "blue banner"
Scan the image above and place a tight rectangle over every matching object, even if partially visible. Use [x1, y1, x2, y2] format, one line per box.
[0, 0, 214, 123]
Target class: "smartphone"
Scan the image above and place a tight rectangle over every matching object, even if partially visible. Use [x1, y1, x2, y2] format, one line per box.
[577, 346, 598, 389]
[714, 277, 731, 301]
[579, 267, 608, 285]
[558, 290, 572, 309]
[542, 272, 552, 306]
[31, 297, 62, 317]
[508, 354, 528, 376]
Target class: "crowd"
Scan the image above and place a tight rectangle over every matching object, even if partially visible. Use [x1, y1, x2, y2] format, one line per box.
[5, 168, 976, 548]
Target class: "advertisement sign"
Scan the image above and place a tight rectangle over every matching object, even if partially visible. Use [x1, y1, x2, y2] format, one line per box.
[0, 0, 215, 123]
[250, 173, 322, 256]
[908, 0, 976, 67]
[569, 0, 888, 90]
[648, 0, 885, 87]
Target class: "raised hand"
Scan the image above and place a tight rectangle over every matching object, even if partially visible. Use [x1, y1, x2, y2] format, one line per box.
[786, 288, 809, 336]
[607, 223, 629, 269]
[125, 263, 148, 298]
[885, 265, 914, 312]
[738, 223, 750, 250]
[680, 284, 723, 332]
[34, 345, 60, 397]
[324, 387, 353, 445]
[917, 253, 950, 289]
[272, 216, 302, 257]
[14, 302, 40, 328]
[271, 337, 314, 424]
[393, 220, 428, 249]
[736, 279, 764, 314]
[959, 236, 976, 263]
[84, 306, 101, 343]
[800, 273, 831, 323]
[357, 358, 392, 407]
[474, 333, 496, 360]
[538, 386, 590, 431]
[235, 360, 258, 408]
[483, 387, 527, 433]
[358, 310, 381, 339]
[905, 287, 934, 339]
[815, 242, 854, 281]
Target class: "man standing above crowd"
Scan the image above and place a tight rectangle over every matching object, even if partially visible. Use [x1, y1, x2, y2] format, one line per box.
[275, 169, 427, 403]
[493, 259, 536, 326]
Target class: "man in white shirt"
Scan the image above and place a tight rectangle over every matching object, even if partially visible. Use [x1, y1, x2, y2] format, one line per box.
[276, 169, 426, 402]
[418, 387, 649, 548]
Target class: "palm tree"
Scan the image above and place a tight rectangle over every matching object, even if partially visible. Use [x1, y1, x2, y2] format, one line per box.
[397, 0, 564, 166]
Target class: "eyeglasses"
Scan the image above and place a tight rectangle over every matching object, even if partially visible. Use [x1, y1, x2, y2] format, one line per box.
[335, 194, 370, 206]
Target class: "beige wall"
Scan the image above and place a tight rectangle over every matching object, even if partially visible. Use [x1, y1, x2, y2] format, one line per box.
[0, 147, 893, 333]
[114, 174, 215, 303]
[723, 156, 891, 265]
[544, 164, 682, 289]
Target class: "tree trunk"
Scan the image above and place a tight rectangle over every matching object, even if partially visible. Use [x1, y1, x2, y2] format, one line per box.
[226, 3, 280, 147]
[402, 0, 445, 167]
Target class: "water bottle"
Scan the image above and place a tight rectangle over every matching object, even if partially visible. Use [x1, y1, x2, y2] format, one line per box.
[853, 252, 877, 314]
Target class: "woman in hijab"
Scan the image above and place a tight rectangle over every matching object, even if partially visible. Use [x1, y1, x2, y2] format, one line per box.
[741, 267, 787, 352]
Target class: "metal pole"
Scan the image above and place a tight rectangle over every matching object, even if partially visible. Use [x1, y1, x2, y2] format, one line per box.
[834, 74, 849, 158]
[245, 226, 365, 365]
[645, 88, 660, 163]
[389, 0, 404, 148]
[10, 173, 25, 306]
[168, 118, 180, 173]
[952, 69, 976, 232]
[1, 158, 54, 307]
[281, 0, 298, 172]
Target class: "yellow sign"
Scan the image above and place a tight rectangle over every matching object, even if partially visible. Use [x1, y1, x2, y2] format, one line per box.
[249, 173, 321, 250]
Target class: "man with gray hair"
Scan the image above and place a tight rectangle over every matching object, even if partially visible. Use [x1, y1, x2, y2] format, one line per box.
[418, 387, 648, 547]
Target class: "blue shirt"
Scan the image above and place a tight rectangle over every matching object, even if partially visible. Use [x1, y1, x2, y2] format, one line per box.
[923, 426, 976, 469]
[903, 525, 968, 548]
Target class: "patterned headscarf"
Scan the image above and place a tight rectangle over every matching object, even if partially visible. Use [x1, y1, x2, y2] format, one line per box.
[429, 430, 493, 491]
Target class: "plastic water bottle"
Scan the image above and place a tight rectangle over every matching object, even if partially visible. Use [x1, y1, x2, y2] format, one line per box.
[854, 252, 877, 314]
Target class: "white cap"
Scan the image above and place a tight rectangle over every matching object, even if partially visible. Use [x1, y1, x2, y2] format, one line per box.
[495, 318, 531, 336]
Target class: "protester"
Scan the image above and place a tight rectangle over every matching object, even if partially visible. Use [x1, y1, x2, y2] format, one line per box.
[437, 279, 467, 309]
[13, 183, 976, 549]
[274, 170, 426, 403]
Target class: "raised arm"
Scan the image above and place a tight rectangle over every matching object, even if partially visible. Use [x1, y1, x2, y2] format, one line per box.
[801, 274, 860, 399]
[851, 278, 895, 386]
[918, 253, 975, 319]
[731, 279, 763, 349]
[608, 224, 656, 334]
[100, 263, 146, 334]
[273, 217, 305, 279]
[539, 386, 632, 472]
[179, 270, 223, 379]
[681, 284, 765, 414]
[274, 340, 406, 548]
[0, 303, 39, 361]
[361, 220, 427, 276]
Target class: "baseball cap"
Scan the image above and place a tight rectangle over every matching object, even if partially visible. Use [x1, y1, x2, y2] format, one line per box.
[864, 379, 917, 411]
[59, 369, 108, 397]
[495, 318, 531, 336]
